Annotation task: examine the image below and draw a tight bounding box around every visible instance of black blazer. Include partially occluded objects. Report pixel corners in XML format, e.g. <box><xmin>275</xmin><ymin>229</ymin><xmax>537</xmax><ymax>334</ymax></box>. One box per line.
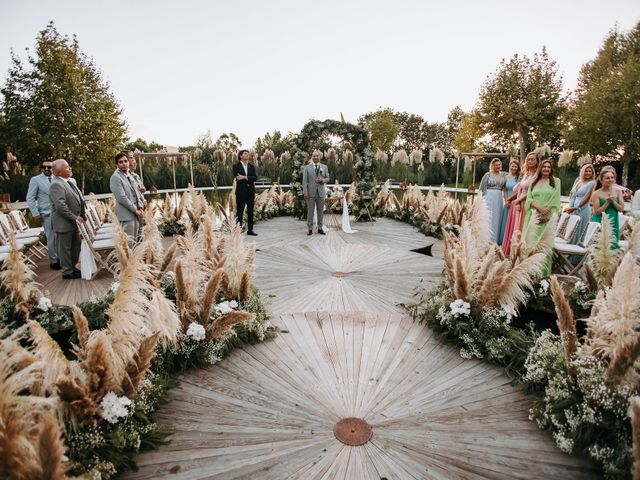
<box><xmin>233</xmin><ymin>162</ymin><xmax>257</xmax><ymax>195</ymax></box>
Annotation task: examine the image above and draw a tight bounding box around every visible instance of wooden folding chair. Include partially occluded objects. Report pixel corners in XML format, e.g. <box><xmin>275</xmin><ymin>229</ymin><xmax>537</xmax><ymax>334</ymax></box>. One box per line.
<box><xmin>77</xmin><ymin>220</ymin><xmax>117</xmax><ymax>279</ymax></box>
<box><xmin>554</xmin><ymin>221</ymin><xmax>601</xmax><ymax>276</ymax></box>
<box><xmin>554</xmin><ymin>214</ymin><xmax>581</xmax><ymax>245</ymax></box>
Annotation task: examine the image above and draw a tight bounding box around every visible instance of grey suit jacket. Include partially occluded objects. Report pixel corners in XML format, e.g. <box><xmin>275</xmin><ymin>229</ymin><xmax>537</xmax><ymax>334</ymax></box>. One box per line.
<box><xmin>49</xmin><ymin>176</ymin><xmax>85</xmax><ymax>233</ymax></box>
<box><xmin>110</xmin><ymin>169</ymin><xmax>140</xmax><ymax>222</ymax></box>
<box><xmin>302</xmin><ymin>163</ymin><xmax>330</xmax><ymax>198</ymax></box>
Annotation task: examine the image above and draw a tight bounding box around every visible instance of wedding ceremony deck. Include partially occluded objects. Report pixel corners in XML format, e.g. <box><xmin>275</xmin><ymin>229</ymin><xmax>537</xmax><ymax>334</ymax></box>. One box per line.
<box><xmin>35</xmin><ymin>217</ymin><xmax>597</xmax><ymax>479</ymax></box>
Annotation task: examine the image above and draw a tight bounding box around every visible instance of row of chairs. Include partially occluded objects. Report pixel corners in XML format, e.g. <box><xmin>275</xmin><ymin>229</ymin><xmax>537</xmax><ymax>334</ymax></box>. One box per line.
<box><xmin>76</xmin><ymin>204</ymin><xmax>118</xmax><ymax>279</ymax></box>
<box><xmin>0</xmin><ymin>211</ymin><xmax>47</xmax><ymax>266</ymax></box>
<box><xmin>554</xmin><ymin>211</ymin><xmax>630</xmax><ymax>275</ymax></box>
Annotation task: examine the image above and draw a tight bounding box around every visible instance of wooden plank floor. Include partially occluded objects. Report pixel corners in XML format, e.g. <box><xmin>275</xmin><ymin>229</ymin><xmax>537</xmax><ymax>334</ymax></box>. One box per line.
<box><xmin>124</xmin><ymin>217</ymin><xmax>597</xmax><ymax>479</ymax></box>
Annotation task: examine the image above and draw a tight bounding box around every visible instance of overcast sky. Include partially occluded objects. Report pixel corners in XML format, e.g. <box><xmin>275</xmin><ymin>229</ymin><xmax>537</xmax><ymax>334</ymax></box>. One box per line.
<box><xmin>1</xmin><ymin>0</ymin><xmax>638</xmax><ymax>148</ymax></box>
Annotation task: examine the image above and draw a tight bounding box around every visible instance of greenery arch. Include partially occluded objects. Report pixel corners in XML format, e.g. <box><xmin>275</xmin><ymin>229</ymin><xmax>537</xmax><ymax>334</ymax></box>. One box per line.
<box><xmin>291</xmin><ymin>119</ymin><xmax>376</xmax><ymax>221</ymax></box>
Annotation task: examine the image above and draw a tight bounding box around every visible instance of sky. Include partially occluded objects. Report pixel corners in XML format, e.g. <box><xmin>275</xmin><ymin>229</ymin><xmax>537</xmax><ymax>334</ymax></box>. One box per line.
<box><xmin>1</xmin><ymin>0</ymin><xmax>639</xmax><ymax>149</ymax></box>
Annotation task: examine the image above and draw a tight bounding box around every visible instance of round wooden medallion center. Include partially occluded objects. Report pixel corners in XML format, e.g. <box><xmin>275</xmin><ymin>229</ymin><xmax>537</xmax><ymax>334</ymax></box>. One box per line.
<box><xmin>333</xmin><ymin>417</ymin><xmax>372</xmax><ymax>446</ymax></box>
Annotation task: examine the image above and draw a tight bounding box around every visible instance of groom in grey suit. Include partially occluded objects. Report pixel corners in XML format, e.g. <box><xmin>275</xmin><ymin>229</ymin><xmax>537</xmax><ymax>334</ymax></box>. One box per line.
<box><xmin>49</xmin><ymin>159</ymin><xmax>86</xmax><ymax>279</ymax></box>
<box><xmin>302</xmin><ymin>150</ymin><xmax>330</xmax><ymax>235</ymax></box>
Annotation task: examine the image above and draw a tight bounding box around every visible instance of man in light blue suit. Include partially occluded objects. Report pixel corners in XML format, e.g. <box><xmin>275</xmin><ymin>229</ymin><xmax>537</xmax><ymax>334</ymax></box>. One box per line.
<box><xmin>110</xmin><ymin>151</ymin><xmax>143</xmax><ymax>245</ymax></box>
<box><xmin>26</xmin><ymin>160</ymin><xmax>59</xmax><ymax>269</ymax></box>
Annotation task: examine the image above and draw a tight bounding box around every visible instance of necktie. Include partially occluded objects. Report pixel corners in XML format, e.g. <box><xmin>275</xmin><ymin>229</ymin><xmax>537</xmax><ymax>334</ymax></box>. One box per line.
<box><xmin>68</xmin><ymin>180</ymin><xmax>85</xmax><ymax>215</ymax></box>
<box><xmin>127</xmin><ymin>175</ymin><xmax>140</xmax><ymax>209</ymax></box>
<box><xmin>315</xmin><ymin>164</ymin><xmax>319</xmax><ymax>176</ymax></box>
<box><xmin>48</xmin><ymin>177</ymin><xmax>51</xmax><ymax>183</ymax></box>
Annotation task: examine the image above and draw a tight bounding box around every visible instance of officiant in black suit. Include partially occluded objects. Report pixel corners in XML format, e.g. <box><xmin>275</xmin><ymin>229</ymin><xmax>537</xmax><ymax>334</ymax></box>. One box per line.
<box><xmin>232</xmin><ymin>149</ymin><xmax>258</xmax><ymax>236</ymax></box>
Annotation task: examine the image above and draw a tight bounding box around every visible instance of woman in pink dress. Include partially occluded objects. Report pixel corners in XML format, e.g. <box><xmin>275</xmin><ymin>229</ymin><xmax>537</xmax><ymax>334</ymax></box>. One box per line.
<box><xmin>501</xmin><ymin>152</ymin><xmax>540</xmax><ymax>255</ymax></box>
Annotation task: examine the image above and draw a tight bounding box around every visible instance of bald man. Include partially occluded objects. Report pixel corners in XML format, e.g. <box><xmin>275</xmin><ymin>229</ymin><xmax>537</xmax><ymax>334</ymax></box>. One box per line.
<box><xmin>48</xmin><ymin>159</ymin><xmax>86</xmax><ymax>279</ymax></box>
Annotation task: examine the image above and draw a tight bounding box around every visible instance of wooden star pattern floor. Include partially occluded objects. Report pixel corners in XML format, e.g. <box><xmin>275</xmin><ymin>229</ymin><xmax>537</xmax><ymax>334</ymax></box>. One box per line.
<box><xmin>125</xmin><ymin>217</ymin><xmax>597</xmax><ymax>479</ymax></box>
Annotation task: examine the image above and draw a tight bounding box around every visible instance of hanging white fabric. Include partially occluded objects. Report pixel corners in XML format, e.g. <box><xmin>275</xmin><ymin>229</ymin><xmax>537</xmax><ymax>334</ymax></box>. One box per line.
<box><xmin>80</xmin><ymin>239</ymin><xmax>97</xmax><ymax>280</ymax></box>
<box><xmin>342</xmin><ymin>197</ymin><xmax>357</xmax><ymax>234</ymax></box>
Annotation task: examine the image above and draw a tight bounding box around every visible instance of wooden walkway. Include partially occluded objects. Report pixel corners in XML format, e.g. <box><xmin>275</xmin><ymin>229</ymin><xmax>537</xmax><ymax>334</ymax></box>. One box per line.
<box><xmin>122</xmin><ymin>217</ymin><xmax>596</xmax><ymax>479</ymax></box>
<box><xmin>29</xmin><ymin>218</ymin><xmax>595</xmax><ymax>479</ymax></box>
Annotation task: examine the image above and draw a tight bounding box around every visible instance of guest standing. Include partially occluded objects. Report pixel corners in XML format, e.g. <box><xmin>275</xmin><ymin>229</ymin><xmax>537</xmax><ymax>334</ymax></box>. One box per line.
<box><xmin>591</xmin><ymin>169</ymin><xmax>624</xmax><ymax>249</ymax></box>
<box><xmin>48</xmin><ymin>159</ymin><xmax>85</xmax><ymax>279</ymax></box>
<box><xmin>499</xmin><ymin>159</ymin><xmax>520</xmax><ymax>247</ymax></box>
<box><xmin>110</xmin><ymin>152</ymin><xmax>143</xmax><ymax>245</ymax></box>
<box><xmin>502</xmin><ymin>152</ymin><xmax>540</xmax><ymax>255</ymax></box>
<box><xmin>303</xmin><ymin>150</ymin><xmax>330</xmax><ymax>235</ymax></box>
<box><xmin>26</xmin><ymin>161</ymin><xmax>59</xmax><ymax>269</ymax></box>
<box><xmin>479</xmin><ymin>158</ymin><xmax>506</xmax><ymax>244</ymax></box>
<box><xmin>127</xmin><ymin>151</ymin><xmax>146</xmax><ymax>241</ymax></box>
<box><xmin>566</xmin><ymin>164</ymin><xmax>596</xmax><ymax>244</ymax></box>
<box><xmin>233</xmin><ymin>149</ymin><xmax>258</xmax><ymax>236</ymax></box>
<box><xmin>524</xmin><ymin>159</ymin><xmax>561</xmax><ymax>276</ymax></box>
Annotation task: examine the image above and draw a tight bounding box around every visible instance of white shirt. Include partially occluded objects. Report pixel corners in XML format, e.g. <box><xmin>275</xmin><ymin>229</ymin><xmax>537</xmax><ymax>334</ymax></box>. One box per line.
<box><xmin>241</xmin><ymin>161</ymin><xmax>249</xmax><ymax>176</ymax></box>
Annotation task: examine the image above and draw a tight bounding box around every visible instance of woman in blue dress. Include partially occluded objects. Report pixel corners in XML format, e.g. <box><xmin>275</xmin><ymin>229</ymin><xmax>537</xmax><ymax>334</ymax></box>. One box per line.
<box><xmin>566</xmin><ymin>164</ymin><xmax>596</xmax><ymax>244</ymax></box>
<box><xmin>499</xmin><ymin>159</ymin><xmax>520</xmax><ymax>246</ymax></box>
<box><xmin>479</xmin><ymin>158</ymin><xmax>507</xmax><ymax>244</ymax></box>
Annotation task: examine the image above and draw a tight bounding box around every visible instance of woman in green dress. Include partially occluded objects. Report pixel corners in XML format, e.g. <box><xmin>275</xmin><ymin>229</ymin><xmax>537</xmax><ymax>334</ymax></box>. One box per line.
<box><xmin>590</xmin><ymin>168</ymin><xmax>624</xmax><ymax>249</ymax></box>
<box><xmin>523</xmin><ymin>159</ymin><xmax>561</xmax><ymax>276</ymax></box>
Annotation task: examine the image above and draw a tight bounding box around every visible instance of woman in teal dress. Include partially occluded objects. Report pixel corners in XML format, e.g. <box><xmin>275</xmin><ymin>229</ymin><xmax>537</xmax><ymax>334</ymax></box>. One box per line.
<box><xmin>590</xmin><ymin>168</ymin><xmax>624</xmax><ymax>249</ymax></box>
<box><xmin>566</xmin><ymin>164</ymin><xmax>596</xmax><ymax>244</ymax></box>
<box><xmin>524</xmin><ymin>159</ymin><xmax>561</xmax><ymax>276</ymax></box>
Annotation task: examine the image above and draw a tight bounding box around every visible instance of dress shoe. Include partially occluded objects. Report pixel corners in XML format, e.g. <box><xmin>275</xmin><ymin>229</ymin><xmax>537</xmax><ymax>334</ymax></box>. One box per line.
<box><xmin>50</xmin><ymin>262</ymin><xmax>61</xmax><ymax>270</ymax></box>
<box><xmin>307</xmin><ymin>230</ymin><xmax>312</xmax><ymax>236</ymax></box>
<box><xmin>318</xmin><ymin>229</ymin><xmax>326</xmax><ymax>235</ymax></box>
<box><xmin>73</xmin><ymin>267</ymin><xmax>81</xmax><ymax>274</ymax></box>
<box><xmin>62</xmin><ymin>272</ymin><xmax>81</xmax><ymax>280</ymax></box>
<box><xmin>247</xmin><ymin>231</ymin><xmax>258</xmax><ymax>236</ymax></box>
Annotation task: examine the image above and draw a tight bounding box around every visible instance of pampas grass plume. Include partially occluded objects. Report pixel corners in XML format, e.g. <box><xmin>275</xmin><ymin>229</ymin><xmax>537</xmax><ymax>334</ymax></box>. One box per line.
<box><xmin>550</xmin><ymin>276</ymin><xmax>578</xmax><ymax>370</ymax></box>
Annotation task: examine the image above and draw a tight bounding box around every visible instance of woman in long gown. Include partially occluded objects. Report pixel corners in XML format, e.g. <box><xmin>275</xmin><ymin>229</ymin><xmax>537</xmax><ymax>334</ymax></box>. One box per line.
<box><xmin>479</xmin><ymin>158</ymin><xmax>507</xmax><ymax>244</ymax></box>
<box><xmin>502</xmin><ymin>152</ymin><xmax>540</xmax><ymax>255</ymax></box>
<box><xmin>566</xmin><ymin>164</ymin><xmax>596</xmax><ymax>244</ymax></box>
<box><xmin>524</xmin><ymin>159</ymin><xmax>561</xmax><ymax>277</ymax></box>
<box><xmin>590</xmin><ymin>169</ymin><xmax>624</xmax><ymax>249</ymax></box>
<box><xmin>499</xmin><ymin>159</ymin><xmax>520</xmax><ymax>247</ymax></box>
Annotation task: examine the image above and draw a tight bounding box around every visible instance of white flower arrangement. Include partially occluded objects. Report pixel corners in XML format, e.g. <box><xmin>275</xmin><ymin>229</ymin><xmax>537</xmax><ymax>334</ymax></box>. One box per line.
<box><xmin>537</xmin><ymin>279</ymin><xmax>550</xmax><ymax>296</ymax></box>
<box><xmin>110</xmin><ymin>281</ymin><xmax>120</xmax><ymax>293</ymax></box>
<box><xmin>100</xmin><ymin>392</ymin><xmax>132</xmax><ymax>424</ymax></box>
<box><xmin>186</xmin><ymin>322</ymin><xmax>206</xmax><ymax>341</ymax></box>
<box><xmin>37</xmin><ymin>296</ymin><xmax>52</xmax><ymax>311</ymax></box>
<box><xmin>449</xmin><ymin>299</ymin><xmax>471</xmax><ymax>317</ymax></box>
<box><xmin>574</xmin><ymin>280</ymin><xmax>586</xmax><ymax>292</ymax></box>
<box><xmin>215</xmin><ymin>299</ymin><xmax>238</xmax><ymax>316</ymax></box>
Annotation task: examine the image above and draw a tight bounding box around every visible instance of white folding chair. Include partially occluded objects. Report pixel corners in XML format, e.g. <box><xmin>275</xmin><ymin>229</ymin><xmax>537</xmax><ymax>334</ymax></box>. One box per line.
<box><xmin>554</xmin><ymin>221</ymin><xmax>601</xmax><ymax>275</ymax></box>
<box><xmin>77</xmin><ymin>220</ymin><xmax>117</xmax><ymax>279</ymax></box>
<box><xmin>554</xmin><ymin>214</ymin><xmax>581</xmax><ymax>245</ymax></box>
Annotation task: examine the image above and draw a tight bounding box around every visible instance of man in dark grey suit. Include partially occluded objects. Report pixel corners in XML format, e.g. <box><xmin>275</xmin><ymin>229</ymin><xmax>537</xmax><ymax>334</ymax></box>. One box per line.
<box><xmin>49</xmin><ymin>159</ymin><xmax>86</xmax><ymax>279</ymax></box>
<box><xmin>110</xmin><ymin>152</ymin><xmax>143</xmax><ymax>245</ymax></box>
<box><xmin>302</xmin><ymin>150</ymin><xmax>330</xmax><ymax>235</ymax></box>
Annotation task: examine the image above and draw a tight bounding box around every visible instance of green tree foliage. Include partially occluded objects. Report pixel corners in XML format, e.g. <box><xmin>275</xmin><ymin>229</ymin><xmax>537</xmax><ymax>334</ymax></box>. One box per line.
<box><xmin>452</xmin><ymin>111</ymin><xmax>484</xmax><ymax>153</ymax></box>
<box><xmin>477</xmin><ymin>48</ymin><xmax>566</xmax><ymax>162</ymax></box>
<box><xmin>124</xmin><ymin>137</ymin><xmax>164</xmax><ymax>153</ymax></box>
<box><xmin>568</xmin><ymin>22</ymin><xmax>640</xmax><ymax>186</ymax></box>
<box><xmin>358</xmin><ymin>108</ymin><xmax>399</xmax><ymax>152</ymax></box>
<box><xmin>0</xmin><ymin>22</ymin><xmax>126</xmax><ymax>189</ymax></box>
<box><xmin>214</xmin><ymin>132</ymin><xmax>241</xmax><ymax>152</ymax></box>
<box><xmin>253</xmin><ymin>130</ymin><xmax>296</xmax><ymax>157</ymax></box>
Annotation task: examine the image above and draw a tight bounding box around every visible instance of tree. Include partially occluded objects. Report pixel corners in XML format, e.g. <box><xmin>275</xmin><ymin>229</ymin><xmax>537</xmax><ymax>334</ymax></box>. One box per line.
<box><xmin>358</xmin><ymin>108</ymin><xmax>399</xmax><ymax>153</ymax></box>
<box><xmin>0</xmin><ymin>22</ymin><xmax>126</xmax><ymax>190</ymax></box>
<box><xmin>452</xmin><ymin>111</ymin><xmax>484</xmax><ymax>153</ymax></box>
<box><xmin>253</xmin><ymin>130</ymin><xmax>295</xmax><ymax>157</ymax></box>
<box><xmin>568</xmin><ymin>22</ymin><xmax>640</xmax><ymax>186</ymax></box>
<box><xmin>214</xmin><ymin>132</ymin><xmax>242</xmax><ymax>152</ymax></box>
<box><xmin>477</xmin><ymin>48</ymin><xmax>566</xmax><ymax>162</ymax></box>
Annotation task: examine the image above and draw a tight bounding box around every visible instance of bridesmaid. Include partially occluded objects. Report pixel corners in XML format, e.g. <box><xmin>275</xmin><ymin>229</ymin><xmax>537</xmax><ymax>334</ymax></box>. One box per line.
<box><xmin>524</xmin><ymin>159</ymin><xmax>561</xmax><ymax>276</ymax></box>
<box><xmin>499</xmin><ymin>159</ymin><xmax>520</xmax><ymax>247</ymax></box>
<box><xmin>590</xmin><ymin>169</ymin><xmax>624</xmax><ymax>249</ymax></box>
<box><xmin>502</xmin><ymin>152</ymin><xmax>539</xmax><ymax>255</ymax></box>
<box><xmin>479</xmin><ymin>158</ymin><xmax>507</xmax><ymax>244</ymax></box>
<box><xmin>566</xmin><ymin>164</ymin><xmax>596</xmax><ymax>244</ymax></box>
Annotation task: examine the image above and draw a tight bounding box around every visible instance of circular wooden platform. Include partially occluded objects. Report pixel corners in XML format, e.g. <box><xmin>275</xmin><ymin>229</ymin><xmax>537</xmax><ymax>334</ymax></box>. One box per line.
<box><xmin>125</xmin><ymin>217</ymin><xmax>596</xmax><ymax>479</ymax></box>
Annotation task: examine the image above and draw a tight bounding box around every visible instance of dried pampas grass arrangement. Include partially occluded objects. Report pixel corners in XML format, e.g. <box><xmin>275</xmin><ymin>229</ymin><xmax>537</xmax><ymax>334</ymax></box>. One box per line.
<box><xmin>589</xmin><ymin>215</ymin><xmax>622</xmax><ymax>288</ymax></box>
<box><xmin>558</xmin><ymin>150</ymin><xmax>574</xmax><ymax>167</ymax></box>
<box><xmin>0</xmin><ymin>236</ymin><xmax>38</xmax><ymax>303</ymax></box>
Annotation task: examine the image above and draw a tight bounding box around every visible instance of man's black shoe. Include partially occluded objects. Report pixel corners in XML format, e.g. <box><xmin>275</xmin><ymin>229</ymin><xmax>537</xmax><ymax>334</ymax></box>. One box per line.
<box><xmin>247</xmin><ymin>231</ymin><xmax>258</xmax><ymax>236</ymax></box>
<box><xmin>73</xmin><ymin>267</ymin><xmax>81</xmax><ymax>274</ymax></box>
<box><xmin>307</xmin><ymin>230</ymin><xmax>312</xmax><ymax>236</ymax></box>
<box><xmin>62</xmin><ymin>272</ymin><xmax>81</xmax><ymax>280</ymax></box>
<box><xmin>318</xmin><ymin>229</ymin><xmax>326</xmax><ymax>235</ymax></box>
<box><xmin>50</xmin><ymin>262</ymin><xmax>61</xmax><ymax>270</ymax></box>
